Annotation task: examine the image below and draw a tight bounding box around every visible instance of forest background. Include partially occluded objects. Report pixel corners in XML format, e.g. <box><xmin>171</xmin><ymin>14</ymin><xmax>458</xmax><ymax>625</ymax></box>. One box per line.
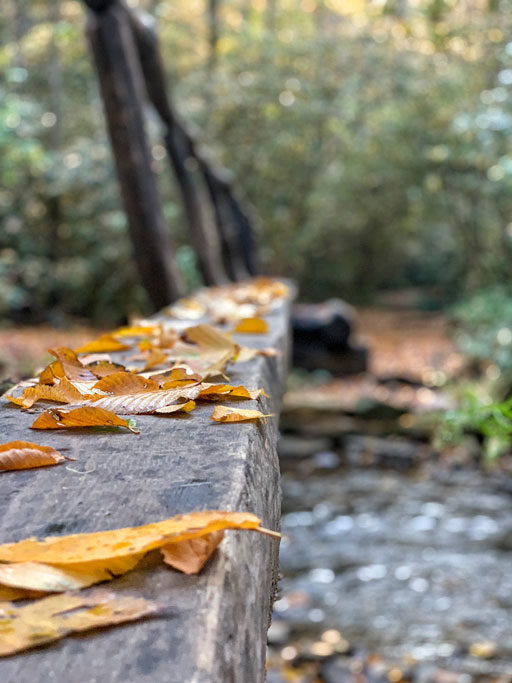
<box><xmin>1</xmin><ymin>0</ymin><xmax>512</xmax><ymax>327</ymax></box>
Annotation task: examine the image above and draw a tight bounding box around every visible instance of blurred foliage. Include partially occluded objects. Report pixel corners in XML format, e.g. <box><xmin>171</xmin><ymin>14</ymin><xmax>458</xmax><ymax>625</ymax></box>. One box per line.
<box><xmin>1</xmin><ymin>0</ymin><xmax>512</xmax><ymax>323</ymax></box>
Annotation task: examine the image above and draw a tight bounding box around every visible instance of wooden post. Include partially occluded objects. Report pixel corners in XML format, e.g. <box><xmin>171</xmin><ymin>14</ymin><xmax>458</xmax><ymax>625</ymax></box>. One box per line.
<box><xmin>84</xmin><ymin>0</ymin><xmax>184</xmax><ymax>308</ymax></box>
<box><xmin>124</xmin><ymin>8</ymin><xmax>228</xmax><ymax>286</ymax></box>
<box><xmin>125</xmin><ymin>7</ymin><xmax>261</xmax><ymax>280</ymax></box>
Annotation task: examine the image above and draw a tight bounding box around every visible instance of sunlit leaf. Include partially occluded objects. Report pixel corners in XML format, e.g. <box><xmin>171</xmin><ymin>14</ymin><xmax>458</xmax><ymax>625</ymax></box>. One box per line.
<box><xmin>198</xmin><ymin>384</ymin><xmax>267</xmax><ymax>400</ymax></box>
<box><xmin>233</xmin><ymin>317</ymin><xmax>269</xmax><ymax>334</ymax></box>
<box><xmin>75</xmin><ymin>335</ymin><xmax>131</xmax><ymax>354</ymax></box>
<box><xmin>0</xmin><ymin>591</ymin><xmax>161</xmax><ymax>657</ymax></box>
<box><xmin>48</xmin><ymin>348</ymin><xmax>97</xmax><ymax>382</ymax></box>
<box><xmin>30</xmin><ymin>407</ymin><xmax>139</xmax><ymax>433</ymax></box>
<box><xmin>154</xmin><ymin>400</ymin><xmax>196</xmax><ymax>414</ymax></box>
<box><xmin>93</xmin><ymin>372</ymin><xmax>159</xmax><ymax>395</ymax></box>
<box><xmin>210</xmin><ymin>405</ymin><xmax>273</xmax><ymax>423</ymax></box>
<box><xmin>112</xmin><ymin>325</ymin><xmax>157</xmax><ymax>338</ymax></box>
<box><xmin>84</xmin><ymin>360</ymin><xmax>127</xmax><ymax>378</ymax></box>
<box><xmin>0</xmin><ymin>441</ymin><xmax>71</xmax><ymax>471</ymax></box>
<box><xmin>0</xmin><ymin>561</ymin><xmax>107</xmax><ymax>593</ymax></box>
<box><xmin>6</xmin><ymin>377</ymin><xmax>84</xmax><ymax>409</ymax></box>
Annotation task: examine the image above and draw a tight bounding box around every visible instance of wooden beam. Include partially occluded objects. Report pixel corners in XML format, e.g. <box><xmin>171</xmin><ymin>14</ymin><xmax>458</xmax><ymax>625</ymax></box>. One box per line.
<box><xmin>85</xmin><ymin>2</ymin><xmax>184</xmax><ymax>308</ymax></box>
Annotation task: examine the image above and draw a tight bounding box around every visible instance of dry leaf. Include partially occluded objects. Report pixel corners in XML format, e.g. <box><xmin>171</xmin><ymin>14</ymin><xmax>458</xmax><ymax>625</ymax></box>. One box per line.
<box><xmin>235</xmin><ymin>346</ymin><xmax>278</xmax><ymax>363</ymax></box>
<box><xmin>210</xmin><ymin>405</ymin><xmax>273</xmax><ymax>423</ymax></box>
<box><xmin>93</xmin><ymin>372</ymin><xmax>159</xmax><ymax>395</ymax></box>
<box><xmin>0</xmin><ymin>591</ymin><xmax>160</xmax><ymax>657</ymax></box>
<box><xmin>38</xmin><ymin>360</ymin><xmax>65</xmax><ymax>385</ymax></box>
<box><xmin>0</xmin><ymin>561</ymin><xmax>106</xmax><ymax>593</ymax></box>
<box><xmin>185</xmin><ymin>324</ymin><xmax>237</xmax><ymax>354</ymax></box>
<box><xmin>85</xmin><ymin>360</ymin><xmax>126</xmax><ymax>378</ymax></box>
<box><xmin>161</xmin><ymin>366</ymin><xmax>203</xmax><ymax>389</ymax></box>
<box><xmin>161</xmin><ymin>530</ymin><xmax>224</xmax><ymax>574</ymax></box>
<box><xmin>167</xmin><ymin>298</ymin><xmax>206</xmax><ymax>320</ymax></box>
<box><xmin>30</xmin><ymin>407</ymin><xmax>139</xmax><ymax>433</ymax></box>
<box><xmin>74</xmin><ymin>335</ymin><xmax>130</xmax><ymax>354</ymax></box>
<box><xmin>0</xmin><ymin>441</ymin><xmax>71</xmax><ymax>472</ymax></box>
<box><xmin>0</xmin><ymin>586</ymin><xmax>44</xmax><ymax>602</ymax></box>
<box><xmin>143</xmin><ymin>349</ymin><xmax>168</xmax><ymax>370</ymax></box>
<box><xmin>82</xmin><ymin>386</ymin><xmax>201</xmax><ymax>415</ymax></box>
<box><xmin>198</xmin><ymin>384</ymin><xmax>267</xmax><ymax>401</ymax></box>
<box><xmin>233</xmin><ymin>317</ymin><xmax>269</xmax><ymax>334</ymax></box>
<box><xmin>0</xmin><ymin>511</ymin><xmax>277</xmax><ymax>575</ymax></box>
<box><xmin>112</xmin><ymin>325</ymin><xmax>157</xmax><ymax>338</ymax></box>
<box><xmin>154</xmin><ymin>400</ymin><xmax>196</xmax><ymax>415</ymax></box>
<box><xmin>6</xmin><ymin>377</ymin><xmax>84</xmax><ymax>409</ymax></box>
<box><xmin>48</xmin><ymin>348</ymin><xmax>97</xmax><ymax>382</ymax></box>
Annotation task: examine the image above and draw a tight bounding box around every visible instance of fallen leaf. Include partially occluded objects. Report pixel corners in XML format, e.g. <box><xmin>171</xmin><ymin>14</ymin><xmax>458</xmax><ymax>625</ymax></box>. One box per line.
<box><xmin>235</xmin><ymin>346</ymin><xmax>278</xmax><ymax>363</ymax></box>
<box><xmin>0</xmin><ymin>510</ymin><xmax>278</xmax><ymax>577</ymax></box>
<box><xmin>161</xmin><ymin>366</ymin><xmax>203</xmax><ymax>389</ymax></box>
<box><xmin>112</xmin><ymin>325</ymin><xmax>157</xmax><ymax>338</ymax></box>
<box><xmin>82</xmin><ymin>386</ymin><xmax>201</xmax><ymax>414</ymax></box>
<box><xmin>30</xmin><ymin>407</ymin><xmax>139</xmax><ymax>433</ymax></box>
<box><xmin>48</xmin><ymin>348</ymin><xmax>97</xmax><ymax>382</ymax></box>
<box><xmin>74</xmin><ymin>335</ymin><xmax>131</xmax><ymax>354</ymax></box>
<box><xmin>0</xmin><ymin>591</ymin><xmax>161</xmax><ymax>657</ymax></box>
<box><xmin>161</xmin><ymin>530</ymin><xmax>224</xmax><ymax>574</ymax></box>
<box><xmin>167</xmin><ymin>298</ymin><xmax>207</xmax><ymax>320</ymax></box>
<box><xmin>155</xmin><ymin>400</ymin><xmax>196</xmax><ymax>414</ymax></box>
<box><xmin>6</xmin><ymin>377</ymin><xmax>84</xmax><ymax>409</ymax></box>
<box><xmin>84</xmin><ymin>360</ymin><xmax>126</xmax><ymax>378</ymax></box>
<box><xmin>38</xmin><ymin>360</ymin><xmax>65</xmax><ymax>385</ymax></box>
<box><xmin>93</xmin><ymin>372</ymin><xmax>159</xmax><ymax>395</ymax></box>
<box><xmin>0</xmin><ymin>586</ymin><xmax>44</xmax><ymax>602</ymax></box>
<box><xmin>233</xmin><ymin>317</ymin><xmax>269</xmax><ymax>334</ymax></box>
<box><xmin>185</xmin><ymin>324</ymin><xmax>237</xmax><ymax>354</ymax></box>
<box><xmin>143</xmin><ymin>349</ymin><xmax>168</xmax><ymax>370</ymax></box>
<box><xmin>0</xmin><ymin>441</ymin><xmax>71</xmax><ymax>472</ymax></box>
<box><xmin>210</xmin><ymin>406</ymin><xmax>273</xmax><ymax>423</ymax></box>
<box><xmin>0</xmin><ymin>562</ymin><xmax>105</xmax><ymax>593</ymax></box>
<box><xmin>198</xmin><ymin>384</ymin><xmax>267</xmax><ymax>400</ymax></box>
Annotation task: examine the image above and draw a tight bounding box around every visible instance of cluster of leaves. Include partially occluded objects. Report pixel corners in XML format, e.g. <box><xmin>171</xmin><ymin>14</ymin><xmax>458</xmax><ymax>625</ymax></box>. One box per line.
<box><xmin>0</xmin><ymin>278</ymin><xmax>285</xmax><ymax>655</ymax></box>
<box><xmin>2</xmin><ymin>1</ymin><xmax>512</xmax><ymax>322</ymax></box>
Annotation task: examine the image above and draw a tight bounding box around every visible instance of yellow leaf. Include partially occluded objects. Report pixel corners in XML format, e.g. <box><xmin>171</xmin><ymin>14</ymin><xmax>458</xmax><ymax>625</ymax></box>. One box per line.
<box><xmin>93</xmin><ymin>372</ymin><xmax>159</xmax><ymax>395</ymax></box>
<box><xmin>0</xmin><ymin>586</ymin><xmax>44</xmax><ymax>602</ymax></box>
<box><xmin>30</xmin><ymin>407</ymin><xmax>139</xmax><ymax>433</ymax></box>
<box><xmin>233</xmin><ymin>317</ymin><xmax>269</xmax><ymax>334</ymax></box>
<box><xmin>0</xmin><ymin>591</ymin><xmax>161</xmax><ymax>657</ymax></box>
<box><xmin>112</xmin><ymin>325</ymin><xmax>157</xmax><ymax>338</ymax></box>
<box><xmin>84</xmin><ymin>360</ymin><xmax>126</xmax><ymax>378</ymax></box>
<box><xmin>154</xmin><ymin>400</ymin><xmax>196</xmax><ymax>414</ymax></box>
<box><xmin>198</xmin><ymin>384</ymin><xmax>267</xmax><ymax>400</ymax></box>
<box><xmin>161</xmin><ymin>530</ymin><xmax>224</xmax><ymax>575</ymax></box>
<box><xmin>160</xmin><ymin>366</ymin><xmax>203</xmax><ymax>389</ymax></box>
<box><xmin>75</xmin><ymin>335</ymin><xmax>131</xmax><ymax>354</ymax></box>
<box><xmin>0</xmin><ymin>441</ymin><xmax>71</xmax><ymax>472</ymax></box>
<box><xmin>38</xmin><ymin>360</ymin><xmax>65</xmax><ymax>385</ymax></box>
<box><xmin>185</xmin><ymin>324</ymin><xmax>237</xmax><ymax>352</ymax></box>
<box><xmin>84</xmin><ymin>386</ymin><xmax>201</xmax><ymax>414</ymax></box>
<box><xmin>143</xmin><ymin>349</ymin><xmax>168</xmax><ymax>370</ymax></box>
<box><xmin>210</xmin><ymin>405</ymin><xmax>273</xmax><ymax>423</ymax></box>
<box><xmin>0</xmin><ymin>511</ymin><xmax>277</xmax><ymax>573</ymax></box>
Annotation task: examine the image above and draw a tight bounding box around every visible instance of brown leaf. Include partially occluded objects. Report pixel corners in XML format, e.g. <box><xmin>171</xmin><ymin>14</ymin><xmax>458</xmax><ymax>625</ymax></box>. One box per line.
<box><xmin>0</xmin><ymin>591</ymin><xmax>161</xmax><ymax>657</ymax></box>
<box><xmin>161</xmin><ymin>530</ymin><xmax>224</xmax><ymax>574</ymax></box>
<box><xmin>185</xmin><ymin>324</ymin><xmax>238</xmax><ymax>354</ymax></box>
<box><xmin>48</xmin><ymin>348</ymin><xmax>97</xmax><ymax>382</ymax></box>
<box><xmin>0</xmin><ymin>441</ymin><xmax>71</xmax><ymax>472</ymax></box>
<box><xmin>198</xmin><ymin>384</ymin><xmax>267</xmax><ymax>400</ymax></box>
<box><xmin>93</xmin><ymin>372</ymin><xmax>159</xmax><ymax>395</ymax></box>
<box><xmin>160</xmin><ymin>366</ymin><xmax>203</xmax><ymax>389</ymax></box>
<box><xmin>233</xmin><ymin>317</ymin><xmax>269</xmax><ymax>334</ymax></box>
<box><xmin>84</xmin><ymin>360</ymin><xmax>126</xmax><ymax>378</ymax></box>
<box><xmin>83</xmin><ymin>386</ymin><xmax>201</xmax><ymax>414</ymax></box>
<box><xmin>74</xmin><ymin>335</ymin><xmax>131</xmax><ymax>354</ymax></box>
<box><xmin>30</xmin><ymin>407</ymin><xmax>139</xmax><ymax>433</ymax></box>
<box><xmin>143</xmin><ymin>349</ymin><xmax>168</xmax><ymax>370</ymax></box>
<box><xmin>210</xmin><ymin>405</ymin><xmax>273</xmax><ymax>423</ymax></box>
<box><xmin>38</xmin><ymin>360</ymin><xmax>65</xmax><ymax>385</ymax></box>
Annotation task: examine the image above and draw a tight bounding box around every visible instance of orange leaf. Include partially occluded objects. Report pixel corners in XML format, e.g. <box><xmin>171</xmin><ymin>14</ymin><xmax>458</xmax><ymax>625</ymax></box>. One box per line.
<box><xmin>0</xmin><ymin>591</ymin><xmax>161</xmax><ymax>657</ymax></box>
<box><xmin>38</xmin><ymin>360</ymin><xmax>65</xmax><ymax>385</ymax></box>
<box><xmin>30</xmin><ymin>407</ymin><xmax>139</xmax><ymax>433</ymax></box>
<box><xmin>48</xmin><ymin>348</ymin><xmax>97</xmax><ymax>382</ymax></box>
<box><xmin>233</xmin><ymin>317</ymin><xmax>269</xmax><ymax>334</ymax></box>
<box><xmin>210</xmin><ymin>405</ymin><xmax>273</xmax><ymax>423</ymax></box>
<box><xmin>185</xmin><ymin>324</ymin><xmax>237</xmax><ymax>353</ymax></box>
<box><xmin>0</xmin><ymin>441</ymin><xmax>71</xmax><ymax>471</ymax></box>
<box><xmin>161</xmin><ymin>366</ymin><xmax>203</xmax><ymax>389</ymax></box>
<box><xmin>93</xmin><ymin>372</ymin><xmax>159</xmax><ymax>395</ymax></box>
<box><xmin>198</xmin><ymin>383</ymin><xmax>267</xmax><ymax>400</ymax></box>
<box><xmin>161</xmin><ymin>530</ymin><xmax>224</xmax><ymax>574</ymax></box>
<box><xmin>112</xmin><ymin>325</ymin><xmax>157</xmax><ymax>338</ymax></box>
<box><xmin>74</xmin><ymin>335</ymin><xmax>130</xmax><ymax>354</ymax></box>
